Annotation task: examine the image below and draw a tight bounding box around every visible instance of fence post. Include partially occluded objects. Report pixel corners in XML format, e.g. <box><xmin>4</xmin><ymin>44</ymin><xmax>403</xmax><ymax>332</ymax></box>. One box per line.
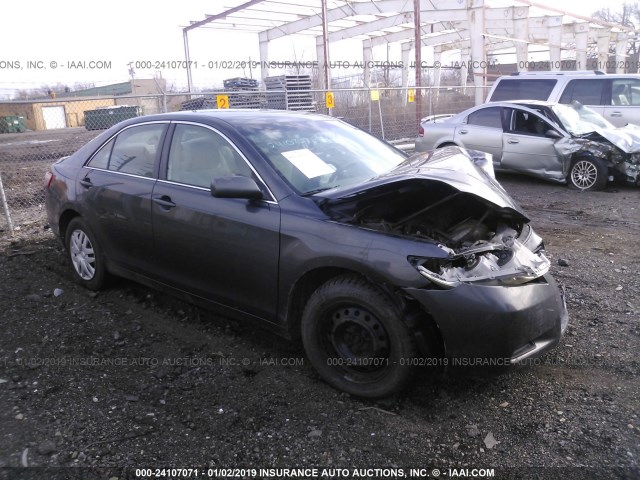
<box><xmin>0</xmin><ymin>172</ymin><xmax>14</xmax><ymax>235</ymax></box>
<box><xmin>368</xmin><ymin>87</ymin><xmax>372</xmax><ymax>133</ymax></box>
<box><xmin>377</xmin><ymin>94</ymin><xmax>385</xmax><ymax>140</ymax></box>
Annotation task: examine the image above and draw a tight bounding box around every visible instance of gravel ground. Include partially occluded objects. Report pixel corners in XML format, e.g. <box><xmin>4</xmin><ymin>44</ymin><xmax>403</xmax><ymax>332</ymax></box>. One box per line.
<box><xmin>0</xmin><ymin>173</ymin><xmax>638</xmax><ymax>480</ymax></box>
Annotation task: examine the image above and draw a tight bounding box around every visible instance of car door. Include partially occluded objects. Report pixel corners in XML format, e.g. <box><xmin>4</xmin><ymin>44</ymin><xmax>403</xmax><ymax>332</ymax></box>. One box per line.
<box><xmin>151</xmin><ymin>122</ymin><xmax>281</xmax><ymax>321</ymax></box>
<box><xmin>602</xmin><ymin>78</ymin><xmax>640</xmax><ymax>127</ymax></box>
<box><xmin>501</xmin><ymin>108</ymin><xmax>563</xmax><ymax>179</ymax></box>
<box><xmin>454</xmin><ymin>106</ymin><xmax>504</xmax><ymax>164</ymax></box>
<box><xmin>78</xmin><ymin>122</ymin><xmax>167</xmax><ymax>272</ymax></box>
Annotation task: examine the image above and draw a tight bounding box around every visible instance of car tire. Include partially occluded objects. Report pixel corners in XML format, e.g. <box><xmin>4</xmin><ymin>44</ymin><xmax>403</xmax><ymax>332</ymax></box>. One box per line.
<box><xmin>301</xmin><ymin>275</ymin><xmax>417</xmax><ymax>398</ymax></box>
<box><xmin>437</xmin><ymin>142</ymin><xmax>457</xmax><ymax>148</ymax></box>
<box><xmin>65</xmin><ymin>217</ymin><xmax>106</xmax><ymax>291</ymax></box>
<box><xmin>568</xmin><ymin>156</ymin><xmax>608</xmax><ymax>191</ymax></box>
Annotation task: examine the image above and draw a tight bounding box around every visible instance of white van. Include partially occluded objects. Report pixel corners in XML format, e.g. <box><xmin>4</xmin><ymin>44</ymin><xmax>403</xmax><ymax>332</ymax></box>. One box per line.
<box><xmin>486</xmin><ymin>71</ymin><xmax>640</xmax><ymax>127</ymax></box>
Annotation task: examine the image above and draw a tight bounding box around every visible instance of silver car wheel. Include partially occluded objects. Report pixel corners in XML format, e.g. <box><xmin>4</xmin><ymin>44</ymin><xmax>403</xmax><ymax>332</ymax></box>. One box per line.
<box><xmin>69</xmin><ymin>229</ymin><xmax>96</xmax><ymax>280</ymax></box>
<box><xmin>571</xmin><ymin>160</ymin><xmax>598</xmax><ymax>189</ymax></box>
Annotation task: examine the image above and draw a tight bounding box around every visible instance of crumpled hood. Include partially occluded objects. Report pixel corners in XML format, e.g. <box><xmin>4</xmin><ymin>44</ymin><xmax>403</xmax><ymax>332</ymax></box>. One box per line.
<box><xmin>587</xmin><ymin>124</ymin><xmax>640</xmax><ymax>154</ymax></box>
<box><xmin>315</xmin><ymin>148</ymin><xmax>550</xmax><ymax>290</ymax></box>
<box><xmin>317</xmin><ymin>147</ymin><xmax>528</xmax><ymax>221</ymax></box>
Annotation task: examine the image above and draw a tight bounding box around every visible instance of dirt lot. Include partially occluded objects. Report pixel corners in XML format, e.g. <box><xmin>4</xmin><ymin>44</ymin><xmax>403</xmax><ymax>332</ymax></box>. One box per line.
<box><xmin>0</xmin><ymin>173</ymin><xmax>639</xmax><ymax>480</ymax></box>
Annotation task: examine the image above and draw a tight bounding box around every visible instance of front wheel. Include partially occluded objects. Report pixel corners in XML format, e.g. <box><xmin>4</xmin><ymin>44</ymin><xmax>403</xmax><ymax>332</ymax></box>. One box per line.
<box><xmin>64</xmin><ymin>217</ymin><xmax>106</xmax><ymax>290</ymax></box>
<box><xmin>301</xmin><ymin>275</ymin><xmax>417</xmax><ymax>398</ymax></box>
<box><xmin>569</xmin><ymin>156</ymin><xmax>608</xmax><ymax>191</ymax></box>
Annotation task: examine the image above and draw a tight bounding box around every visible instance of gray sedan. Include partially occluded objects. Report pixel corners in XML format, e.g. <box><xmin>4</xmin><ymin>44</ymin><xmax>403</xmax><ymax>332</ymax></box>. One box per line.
<box><xmin>45</xmin><ymin>110</ymin><xmax>568</xmax><ymax>398</ymax></box>
<box><xmin>415</xmin><ymin>100</ymin><xmax>640</xmax><ymax>190</ymax></box>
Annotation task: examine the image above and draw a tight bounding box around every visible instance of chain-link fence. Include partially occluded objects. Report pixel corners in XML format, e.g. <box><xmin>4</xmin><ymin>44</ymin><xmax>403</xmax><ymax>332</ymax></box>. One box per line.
<box><xmin>0</xmin><ymin>85</ymin><xmax>489</xmax><ymax>237</ymax></box>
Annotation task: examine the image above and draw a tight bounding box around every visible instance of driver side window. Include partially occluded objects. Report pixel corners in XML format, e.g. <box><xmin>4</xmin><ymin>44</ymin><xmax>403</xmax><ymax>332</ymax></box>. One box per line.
<box><xmin>167</xmin><ymin>124</ymin><xmax>253</xmax><ymax>188</ymax></box>
<box><xmin>511</xmin><ymin>110</ymin><xmax>548</xmax><ymax>136</ymax></box>
<box><xmin>611</xmin><ymin>79</ymin><xmax>640</xmax><ymax>106</ymax></box>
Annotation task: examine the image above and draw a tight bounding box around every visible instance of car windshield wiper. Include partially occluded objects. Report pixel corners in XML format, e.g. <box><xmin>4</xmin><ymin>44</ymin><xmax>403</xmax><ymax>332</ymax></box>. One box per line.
<box><xmin>301</xmin><ymin>187</ymin><xmax>335</xmax><ymax>196</ymax></box>
<box><xmin>575</xmin><ymin>131</ymin><xmax>598</xmax><ymax>138</ymax></box>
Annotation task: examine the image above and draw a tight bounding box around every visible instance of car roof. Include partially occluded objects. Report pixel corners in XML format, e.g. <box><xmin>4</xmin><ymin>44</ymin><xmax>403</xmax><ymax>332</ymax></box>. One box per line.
<box><xmin>137</xmin><ymin>109</ymin><xmax>336</xmax><ymax>126</ymax></box>
<box><xmin>497</xmin><ymin>72</ymin><xmax>639</xmax><ymax>79</ymax></box>
<box><xmin>477</xmin><ymin>100</ymin><xmax>557</xmax><ymax>108</ymax></box>
<box><xmin>511</xmin><ymin>100</ymin><xmax>558</xmax><ymax>108</ymax></box>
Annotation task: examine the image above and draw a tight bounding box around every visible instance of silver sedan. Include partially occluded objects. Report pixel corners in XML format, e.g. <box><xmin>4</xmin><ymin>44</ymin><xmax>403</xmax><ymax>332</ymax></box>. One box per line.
<box><xmin>415</xmin><ymin>100</ymin><xmax>640</xmax><ymax>190</ymax></box>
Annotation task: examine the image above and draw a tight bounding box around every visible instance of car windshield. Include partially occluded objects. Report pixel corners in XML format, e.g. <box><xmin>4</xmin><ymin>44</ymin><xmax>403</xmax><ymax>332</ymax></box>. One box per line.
<box><xmin>236</xmin><ymin>116</ymin><xmax>407</xmax><ymax>195</ymax></box>
<box><xmin>551</xmin><ymin>103</ymin><xmax>615</xmax><ymax>135</ymax></box>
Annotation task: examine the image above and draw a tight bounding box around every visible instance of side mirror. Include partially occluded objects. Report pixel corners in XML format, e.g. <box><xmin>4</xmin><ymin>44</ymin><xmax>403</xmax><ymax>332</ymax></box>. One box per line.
<box><xmin>210</xmin><ymin>176</ymin><xmax>264</xmax><ymax>200</ymax></box>
<box><xmin>545</xmin><ymin>130</ymin><xmax>562</xmax><ymax>139</ymax></box>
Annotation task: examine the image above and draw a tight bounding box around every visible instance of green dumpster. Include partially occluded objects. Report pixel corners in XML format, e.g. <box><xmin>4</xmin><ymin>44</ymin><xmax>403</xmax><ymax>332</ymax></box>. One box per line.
<box><xmin>84</xmin><ymin>105</ymin><xmax>140</xmax><ymax>131</ymax></box>
<box><xmin>0</xmin><ymin>115</ymin><xmax>26</xmax><ymax>133</ymax></box>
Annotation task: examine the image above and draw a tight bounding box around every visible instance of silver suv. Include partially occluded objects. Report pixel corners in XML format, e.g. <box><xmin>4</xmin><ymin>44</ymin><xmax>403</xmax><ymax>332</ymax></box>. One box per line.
<box><xmin>486</xmin><ymin>71</ymin><xmax>640</xmax><ymax>127</ymax></box>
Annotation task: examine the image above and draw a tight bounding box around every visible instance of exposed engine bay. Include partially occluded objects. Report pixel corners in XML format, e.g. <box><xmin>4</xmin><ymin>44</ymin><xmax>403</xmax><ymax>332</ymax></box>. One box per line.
<box><xmin>323</xmin><ymin>178</ymin><xmax>550</xmax><ymax>288</ymax></box>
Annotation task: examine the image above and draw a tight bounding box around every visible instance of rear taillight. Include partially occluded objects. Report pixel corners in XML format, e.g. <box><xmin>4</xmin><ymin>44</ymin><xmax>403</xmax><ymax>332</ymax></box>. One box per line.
<box><xmin>418</xmin><ymin>126</ymin><xmax>424</xmax><ymax>137</ymax></box>
<box><xmin>44</xmin><ymin>171</ymin><xmax>55</xmax><ymax>189</ymax></box>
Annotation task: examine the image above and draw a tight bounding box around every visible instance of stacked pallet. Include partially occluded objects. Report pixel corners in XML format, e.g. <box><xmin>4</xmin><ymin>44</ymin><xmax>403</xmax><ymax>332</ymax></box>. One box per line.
<box><xmin>264</xmin><ymin>75</ymin><xmax>314</xmax><ymax>111</ymax></box>
<box><xmin>179</xmin><ymin>97</ymin><xmax>218</xmax><ymax>111</ymax></box>
<box><xmin>223</xmin><ymin>77</ymin><xmax>258</xmax><ymax>90</ymax></box>
<box><xmin>223</xmin><ymin>77</ymin><xmax>262</xmax><ymax>109</ymax></box>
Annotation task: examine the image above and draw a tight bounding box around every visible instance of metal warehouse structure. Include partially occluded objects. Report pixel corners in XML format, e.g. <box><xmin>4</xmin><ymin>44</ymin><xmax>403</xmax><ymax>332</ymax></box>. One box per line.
<box><xmin>182</xmin><ymin>0</ymin><xmax>637</xmax><ymax>104</ymax></box>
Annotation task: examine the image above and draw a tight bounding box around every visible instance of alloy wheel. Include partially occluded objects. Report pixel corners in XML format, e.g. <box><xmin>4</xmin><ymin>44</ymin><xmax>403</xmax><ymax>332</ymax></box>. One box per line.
<box><xmin>69</xmin><ymin>229</ymin><xmax>96</xmax><ymax>280</ymax></box>
<box><xmin>571</xmin><ymin>160</ymin><xmax>598</xmax><ymax>189</ymax></box>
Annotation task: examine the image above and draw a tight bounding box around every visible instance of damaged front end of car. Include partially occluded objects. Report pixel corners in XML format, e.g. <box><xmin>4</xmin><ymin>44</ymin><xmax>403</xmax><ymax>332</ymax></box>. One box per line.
<box><xmin>319</xmin><ymin>148</ymin><xmax>551</xmax><ymax>290</ymax></box>
<box><xmin>582</xmin><ymin>127</ymin><xmax>640</xmax><ymax>184</ymax></box>
<box><xmin>315</xmin><ymin>148</ymin><xmax>567</xmax><ymax>362</ymax></box>
<box><xmin>562</xmin><ymin>128</ymin><xmax>640</xmax><ymax>185</ymax></box>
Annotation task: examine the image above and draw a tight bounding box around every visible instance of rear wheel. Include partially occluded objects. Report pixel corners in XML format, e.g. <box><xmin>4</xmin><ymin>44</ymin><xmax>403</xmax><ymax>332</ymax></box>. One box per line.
<box><xmin>65</xmin><ymin>217</ymin><xmax>106</xmax><ymax>290</ymax></box>
<box><xmin>437</xmin><ymin>142</ymin><xmax>457</xmax><ymax>148</ymax></box>
<box><xmin>568</xmin><ymin>156</ymin><xmax>608</xmax><ymax>191</ymax></box>
<box><xmin>301</xmin><ymin>275</ymin><xmax>417</xmax><ymax>398</ymax></box>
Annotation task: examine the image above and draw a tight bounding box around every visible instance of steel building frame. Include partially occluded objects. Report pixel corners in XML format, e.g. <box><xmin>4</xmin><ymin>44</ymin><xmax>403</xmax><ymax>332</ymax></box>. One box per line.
<box><xmin>182</xmin><ymin>0</ymin><xmax>637</xmax><ymax>104</ymax></box>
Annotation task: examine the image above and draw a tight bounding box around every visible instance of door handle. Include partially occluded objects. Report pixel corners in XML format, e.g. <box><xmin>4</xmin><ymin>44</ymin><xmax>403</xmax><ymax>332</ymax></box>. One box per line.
<box><xmin>507</xmin><ymin>139</ymin><xmax>519</xmax><ymax>144</ymax></box>
<box><xmin>79</xmin><ymin>178</ymin><xmax>92</xmax><ymax>188</ymax></box>
<box><xmin>610</xmin><ymin>112</ymin><xmax>623</xmax><ymax>117</ymax></box>
<box><xmin>459</xmin><ymin>129</ymin><xmax>468</xmax><ymax>134</ymax></box>
<box><xmin>153</xmin><ymin>195</ymin><xmax>176</xmax><ymax>209</ymax></box>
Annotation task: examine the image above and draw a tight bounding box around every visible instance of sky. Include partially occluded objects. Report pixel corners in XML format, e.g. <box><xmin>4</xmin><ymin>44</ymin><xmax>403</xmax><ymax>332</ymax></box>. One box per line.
<box><xmin>0</xmin><ymin>0</ymin><xmax>632</xmax><ymax>99</ymax></box>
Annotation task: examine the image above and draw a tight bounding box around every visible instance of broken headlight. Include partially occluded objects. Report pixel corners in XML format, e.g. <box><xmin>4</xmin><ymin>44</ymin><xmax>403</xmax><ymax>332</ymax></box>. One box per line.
<box><xmin>408</xmin><ymin>226</ymin><xmax>550</xmax><ymax>289</ymax></box>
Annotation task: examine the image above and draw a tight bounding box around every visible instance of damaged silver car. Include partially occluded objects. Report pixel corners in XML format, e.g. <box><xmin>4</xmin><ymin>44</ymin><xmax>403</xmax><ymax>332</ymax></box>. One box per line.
<box><xmin>415</xmin><ymin>100</ymin><xmax>640</xmax><ymax>190</ymax></box>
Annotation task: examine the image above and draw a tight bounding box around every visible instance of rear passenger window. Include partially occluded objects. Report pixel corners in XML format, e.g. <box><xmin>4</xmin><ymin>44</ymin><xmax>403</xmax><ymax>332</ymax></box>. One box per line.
<box><xmin>87</xmin><ymin>124</ymin><xmax>165</xmax><ymax>178</ymax></box>
<box><xmin>489</xmin><ymin>79</ymin><xmax>557</xmax><ymax>101</ymax></box>
<box><xmin>87</xmin><ymin>138</ymin><xmax>114</xmax><ymax>170</ymax></box>
<box><xmin>467</xmin><ymin>107</ymin><xmax>503</xmax><ymax>129</ymax></box>
<box><xmin>559</xmin><ymin>79</ymin><xmax>606</xmax><ymax>105</ymax></box>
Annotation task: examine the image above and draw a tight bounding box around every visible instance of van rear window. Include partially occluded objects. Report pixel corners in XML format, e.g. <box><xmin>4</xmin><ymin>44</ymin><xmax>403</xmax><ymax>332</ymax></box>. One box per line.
<box><xmin>489</xmin><ymin>79</ymin><xmax>557</xmax><ymax>101</ymax></box>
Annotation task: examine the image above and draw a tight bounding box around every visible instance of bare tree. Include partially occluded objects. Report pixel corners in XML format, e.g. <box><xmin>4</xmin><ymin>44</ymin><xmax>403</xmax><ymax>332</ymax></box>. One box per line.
<box><xmin>73</xmin><ymin>82</ymin><xmax>96</xmax><ymax>91</ymax></box>
<box><xmin>11</xmin><ymin>82</ymin><xmax>90</xmax><ymax>100</ymax></box>
<box><xmin>593</xmin><ymin>2</ymin><xmax>639</xmax><ymax>26</ymax></box>
<box><xmin>593</xmin><ymin>2</ymin><xmax>640</xmax><ymax>71</ymax></box>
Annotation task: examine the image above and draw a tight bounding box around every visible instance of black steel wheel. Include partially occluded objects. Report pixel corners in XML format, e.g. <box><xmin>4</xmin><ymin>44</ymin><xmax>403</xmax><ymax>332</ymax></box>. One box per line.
<box><xmin>301</xmin><ymin>275</ymin><xmax>417</xmax><ymax>398</ymax></box>
<box><xmin>64</xmin><ymin>217</ymin><xmax>106</xmax><ymax>291</ymax></box>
